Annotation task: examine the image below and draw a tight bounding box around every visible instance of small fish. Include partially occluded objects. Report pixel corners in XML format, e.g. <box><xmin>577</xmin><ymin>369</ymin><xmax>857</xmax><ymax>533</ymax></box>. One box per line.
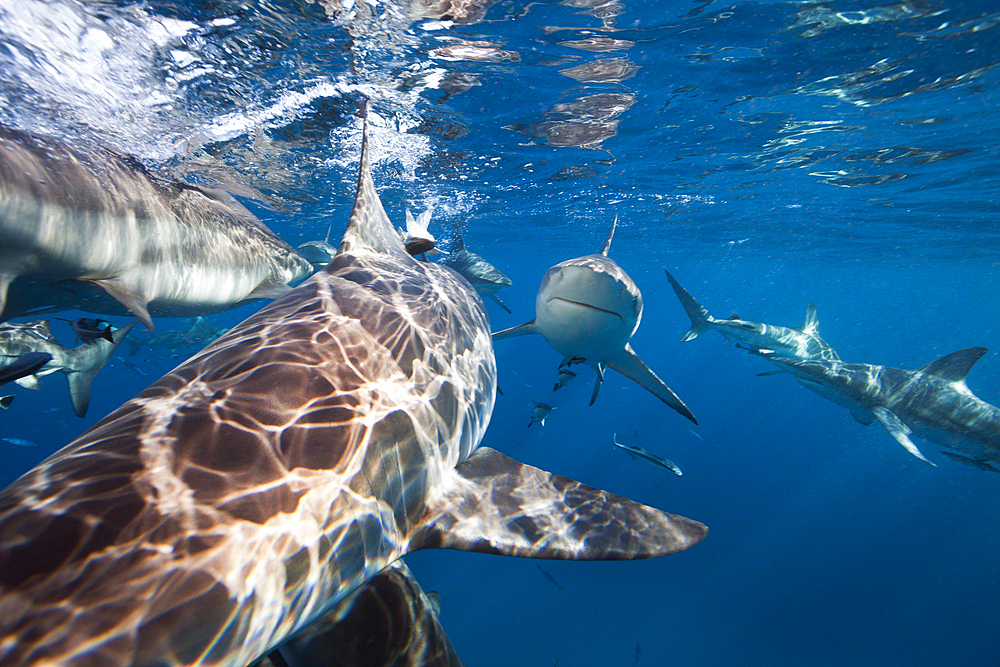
<box><xmin>119</xmin><ymin>358</ymin><xmax>148</xmax><ymax>377</ymax></box>
<box><xmin>939</xmin><ymin>450</ymin><xmax>1000</xmax><ymax>473</ymax></box>
<box><xmin>687</xmin><ymin>429</ymin><xmax>704</xmax><ymax>442</ymax></box>
<box><xmin>0</xmin><ymin>352</ymin><xmax>52</xmax><ymax>386</ymax></box>
<box><xmin>2</xmin><ymin>437</ymin><xmax>39</xmax><ymax>447</ymax></box>
<box><xmin>536</xmin><ymin>564</ymin><xmax>565</xmax><ymax>593</ymax></box>
<box><xmin>528</xmin><ymin>401</ymin><xmax>556</xmax><ymax>427</ymax></box>
<box><xmin>553</xmin><ymin>367</ymin><xmax>577</xmax><ymax>392</ymax></box>
<box><xmin>613</xmin><ymin>433</ymin><xmax>683</xmax><ymax>476</ymax></box>
<box><xmin>56</xmin><ymin>318</ymin><xmax>115</xmax><ymax>344</ymax></box>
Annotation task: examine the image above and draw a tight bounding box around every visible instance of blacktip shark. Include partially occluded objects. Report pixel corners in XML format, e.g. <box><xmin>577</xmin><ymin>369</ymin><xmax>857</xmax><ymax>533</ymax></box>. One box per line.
<box><xmin>664</xmin><ymin>269</ymin><xmax>840</xmax><ymax>362</ymax></box>
<box><xmin>613</xmin><ymin>434</ymin><xmax>683</xmax><ymax>476</ymax></box>
<box><xmin>762</xmin><ymin>347</ymin><xmax>1000</xmax><ymax>466</ymax></box>
<box><xmin>0</xmin><ymin>106</ymin><xmax>706</xmax><ymax>667</ymax></box>
<box><xmin>494</xmin><ymin>220</ymin><xmax>697</xmax><ymax>423</ymax></box>
<box><xmin>0</xmin><ymin>319</ymin><xmax>137</xmax><ymax>416</ymax></box>
<box><xmin>441</xmin><ymin>223</ymin><xmax>513</xmax><ymax>313</ymax></box>
<box><xmin>0</xmin><ymin>124</ymin><xmax>313</xmax><ymax>332</ymax></box>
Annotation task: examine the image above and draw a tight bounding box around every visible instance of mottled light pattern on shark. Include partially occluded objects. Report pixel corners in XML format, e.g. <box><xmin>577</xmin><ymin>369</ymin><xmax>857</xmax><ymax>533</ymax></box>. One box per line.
<box><xmin>664</xmin><ymin>270</ymin><xmax>840</xmax><ymax>362</ymax></box>
<box><xmin>0</xmin><ymin>109</ymin><xmax>705</xmax><ymax>667</ymax></box>
<box><xmin>494</xmin><ymin>220</ymin><xmax>696</xmax><ymax>423</ymax></box>
<box><xmin>763</xmin><ymin>348</ymin><xmax>1000</xmax><ymax>466</ymax></box>
<box><xmin>0</xmin><ymin>124</ymin><xmax>312</xmax><ymax>331</ymax></box>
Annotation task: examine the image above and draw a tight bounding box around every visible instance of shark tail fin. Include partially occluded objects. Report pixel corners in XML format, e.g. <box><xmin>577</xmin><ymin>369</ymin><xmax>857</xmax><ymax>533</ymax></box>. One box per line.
<box><xmin>663</xmin><ymin>270</ymin><xmax>714</xmax><ymax>342</ymax></box>
<box><xmin>411</xmin><ymin>447</ymin><xmax>706</xmax><ymax>560</ymax></box>
<box><xmin>599</xmin><ymin>215</ymin><xmax>617</xmax><ymax>256</ymax></box>
<box><xmin>492</xmin><ymin>319</ymin><xmax>538</xmax><ymax>340</ymax></box>
<box><xmin>62</xmin><ymin>321</ymin><xmax>138</xmax><ymax>417</ymax></box>
<box><xmin>606</xmin><ymin>344</ymin><xmax>698</xmax><ymax>424</ymax></box>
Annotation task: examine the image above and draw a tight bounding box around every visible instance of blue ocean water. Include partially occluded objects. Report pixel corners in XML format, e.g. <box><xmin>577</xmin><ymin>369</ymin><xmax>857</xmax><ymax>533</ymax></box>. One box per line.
<box><xmin>1</xmin><ymin>0</ymin><xmax>999</xmax><ymax>665</ymax></box>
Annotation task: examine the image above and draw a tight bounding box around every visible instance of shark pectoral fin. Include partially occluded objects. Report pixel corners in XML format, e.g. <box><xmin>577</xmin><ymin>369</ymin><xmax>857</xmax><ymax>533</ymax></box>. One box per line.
<box><xmin>91</xmin><ymin>278</ymin><xmax>154</xmax><ymax>332</ymax></box>
<box><xmin>412</xmin><ymin>447</ymin><xmax>707</xmax><ymax>560</ymax></box>
<box><xmin>606</xmin><ymin>345</ymin><xmax>698</xmax><ymax>424</ymax></box>
<box><xmin>850</xmin><ymin>407</ymin><xmax>877</xmax><ymax>425</ymax></box>
<box><xmin>488</xmin><ymin>292</ymin><xmax>512</xmax><ymax>314</ymax></box>
<box><xmin>14</xmin><ymin>375</ymin><xmax>41</xmax><ymax>390</ymax></box>
<box><xmin>246</xmin><ymin>281</ymin><xmax>293</xmax><ymax>301</ymax></box>
<box><xmin>63</xmin><ymin>321</ymin><xmax>139</xmax><ymax>418</ymax></box>
<box><xmin>756</xmin><ymin>369</ymin><xmax>786</xmax><ymax>377</ymax></box>
<box><xmin>872</xmin><ymin>407</ymin><xmax>935</xmax><ymax>466</ymax></box>
<box><xmin>589</xmin><ymin>363</ymin><xmax>605</xmax><ymax>406</ymax></box>
<box><xmin>492</xmin><ymin>319</ymin><xmax>537</xmax><ymax>340</ymax></box>
<box><xmin>266</xmin><ymin>561</ymin><xmax>462</xmax><ymax>667</ymax></box>
<box><xmin>663</xmin><ymin>270</ymin><xmax>713</xmax><ymax>342</ymax></box>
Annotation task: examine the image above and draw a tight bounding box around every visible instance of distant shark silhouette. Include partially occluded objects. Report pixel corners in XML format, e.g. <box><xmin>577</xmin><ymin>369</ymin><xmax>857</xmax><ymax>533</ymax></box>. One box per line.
<box><xmin>0</xmin><ymin>106</ymin><xmax>706</xmax><ymax>667</ymax></box>
<box><xmin>0</xmin><ymin>124</ymin><xmax>312</xmax><ymax>331</ymax></box>
<box><xmin>494</xmin><ymin>220</ymin><xmax>696</xmax><ymax>423</ymax></box>
<box><xmin>0</xmin><ymin>319</ymin><xmax>136</xmax><ymax>416</ymax></box>
<box><xmin>441</xmin><ymin>224</ymin><xmax>512</xmax><ymax>313</ymax></box>
<box><xmin>763</xmin><ymin>347</ymin><xmax>1000</xmax><ymax>466</ymax></box>
<box><xmin>664</xmin><ymin>269</ymin><xmax>839</xmax><ymax>362</ymax></box>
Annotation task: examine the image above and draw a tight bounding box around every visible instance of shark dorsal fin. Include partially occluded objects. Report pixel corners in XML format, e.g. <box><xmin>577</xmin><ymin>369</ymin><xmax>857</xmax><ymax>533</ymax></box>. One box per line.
<box><xmin>599</xmin><ymin>215</ymin><xmax>617</xmax><ymax>256</ymax></box>
<box><xmin>338</xmin><ymin>103</ymin><xmax>413</xmax><ymax>262</ymax></box>
<box><xmin>918</xmin><ymin>347</ymin><xmax>988</xmax><ymax>383</ymax></box>
<box><xmin>449</xmin><ymin>222</ymin><xmax>467</xmax><ymax>254</ymax></box>
<box><xmin>801</xmin><ymin>303</ymin><xmax>819</xmax><ymax>333</ymax></box>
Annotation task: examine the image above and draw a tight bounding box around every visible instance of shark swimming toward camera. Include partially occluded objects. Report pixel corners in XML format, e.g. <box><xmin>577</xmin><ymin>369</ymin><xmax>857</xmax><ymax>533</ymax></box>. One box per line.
<box><xmin>762</xmin><ymin>347</ymin><xmax>1000</xmax><ymax>466</ymax></box>
<box><xmin>441</xmin><ymin>224</ymin><xmax>513</xmax><ymax>313</ymax></box>
<box><xmin>494</xmin><ymin>220</ymin><xmax>696</xmax><ymax>423</ymax></box>
<box><xmin>0</xmin><ymin>108</ymin><xmax>706</xmax><ymax>667</ymax></box>
<box><xmin>664</xmin><ymin>270</ymin><xmax>840</xmax><ymax>362</ymax></box>
<box><xmin>0</xmin><ymin>319</ymin><xmax>137</xmax><ymax>416</ymax></box>
<box><xmin>0</xmin><ymin>124</ymin><xmax>313</xmax><ymax>331</ymax></box>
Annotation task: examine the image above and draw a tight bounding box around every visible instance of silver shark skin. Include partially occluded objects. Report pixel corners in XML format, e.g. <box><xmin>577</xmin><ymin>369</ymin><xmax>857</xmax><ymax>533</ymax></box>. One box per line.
<box><xmin>494</xmin><ymin>221</ymin><xmax>696</xmax><ymax>423</ymax></box>
<box><xmin>764</xmin><ymin>348</ymin><xmax>1000</xmax><ymax>466</ymax></box>
<box><xmin>441</xmin><ymin>224</ymin><xmax>513</xmax><ymax>313</ymax></box>
<box><xmin>0</xmin><ymin>124</ymin><xmax>313</xmax><ymax>331</ymax></box>
<box><xmin>0</xmin><ymin>319</ymin><xmax>137</xmax><ymax>416</ymax></box>
<box><xmin>0</xmin><ymin>110</ymin><xmax>706</xmax><ymax>667</ymax></box>
<box><xmin>664</xmin><ymin>270</ymin><xmax>840</xmax><ymax>362</ymax></box>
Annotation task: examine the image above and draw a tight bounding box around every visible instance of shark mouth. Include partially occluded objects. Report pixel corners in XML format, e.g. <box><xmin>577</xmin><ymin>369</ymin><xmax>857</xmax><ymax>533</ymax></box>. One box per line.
<box><xmin>547</xmin><ymin>297</ymin><xmax>625</xmax><ymax>324</ymax></box>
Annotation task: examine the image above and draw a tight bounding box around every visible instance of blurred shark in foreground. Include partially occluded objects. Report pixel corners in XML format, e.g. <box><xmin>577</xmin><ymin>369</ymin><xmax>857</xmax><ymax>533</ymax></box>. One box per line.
<box><xmin>664</xmin><ymin>269</ymin><xmax>840</xmax><ymax>362</ymax></box>
<box><xmin>494</xmin><ymin>220</ymin><xmax>696</xmax><ymax>423</ymax></box>
<box><xmin>0</xmin><ymin>107</ymin><xmax>705</xmax><ymax>667</ymax></box>
<box><xmin>0</xmin><ymin>124</ymin><xmax>312</xmax><ymax>331</ymax></box>
<box><xmin>763</xmin><ymin>347</ymin><xmax>1000</xmax><ymax>466</ymax></box>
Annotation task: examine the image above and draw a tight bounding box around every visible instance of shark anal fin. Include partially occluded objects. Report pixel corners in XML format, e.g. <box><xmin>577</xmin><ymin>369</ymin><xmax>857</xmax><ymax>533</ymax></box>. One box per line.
<box><xmin>606</xmin><ymin>344</ymin><xmax>697</xmax><ymax>424</ymax></box>
<box><xmin>412</xmin><ymin>447</ymin><xmax>707</xmax><ymax>560</ymax></box>
<box><xmin>260</xmin><ymin>561</ymin><xmax>463</xmax><ymax>667</ymax></box>
<box><xmin>850</xmin><ymin>407</ymin><xmax>876</xmax><ymax>425</ymax></box>
<box><xmin>872</xmin><ymin>406</ymin><xmax>935</xmax><ymax>466</ymax></box>
<box><xmin>492</xmin><ymin>320</ymin><xmax>537</xmax><ymax>340</ymax></box>
<box><xmin>90</xmin><ymin>278</ymin><xmax>154</xmax><ymax>332</ymax></box>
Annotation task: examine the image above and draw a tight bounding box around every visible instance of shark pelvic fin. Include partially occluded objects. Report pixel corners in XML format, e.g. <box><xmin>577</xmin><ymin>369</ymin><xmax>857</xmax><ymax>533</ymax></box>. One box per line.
<box><xmin>663</xmin><ymin>270</ymin><xmax>714</xmax><ymax>342</ymax></box>
<box><xmin>599</xmin><ymin>215</ymin><xmax>617</xmax><ymax>257</ymax></box>
<box><xmin>245</xmin><ymin>281</ymin><xmax>293</xmax><ymax>301</ymax></box>
<box><xmin>91</xmin><ymin>278</ymin><xmax>154</xmax><ymax>332</ymax></box>
<box><xmin>63</xmin><ymin>321</ymin><xmax>138</xmax><ymax>417</ymax></box>
<box><xmin>850</xmin><ymin>407</ymin><xmax>877</xmax><ymax>425</ymax></box>
<box><xmin>872</xmin><ymin>406</ymin><xmax>935</xmax><ymax>466</ymax></box>
<box><xmin>918</xmin><ymin>347</ymin><xmax>988</xmax><ymax>384</ymax></box>
<box><xmin>605</xmin><ymin>344</ymin><xmax>698</xmax><ymax>424</ymax></box>
<box><xmin>411</xmin><ymin>447</ymin><xmax>707</xmax><ymax>560</ymax></box>
<box><xmin>589</xmin><ymin>362</ymin><xmax>605</xmax><ymax>406</ymax></box>
<box><xmin>492</xmin><ymin>319</ymin><xmax>537</xmax><ymax>340</ymax></box>
<box><xmin>14</xmin><ymin>375</ymin><xmax>41</xmax><ymax>390</ymax></box>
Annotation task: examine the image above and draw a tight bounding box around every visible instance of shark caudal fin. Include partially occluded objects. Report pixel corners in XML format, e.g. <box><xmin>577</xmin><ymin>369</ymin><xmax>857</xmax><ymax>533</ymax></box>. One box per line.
<box><xmin>412</xmin><ymin>447</ymin><xmax>705</xmax><ymax>559</ymax></box>
<box><xmin>260</xmin><ymin>561</ymin><xmax>462</xmax><ymax>667</ymax></box>
<box><xmin>606</xmin><ymin>344</ymin><xmax>698</xmax><ymax>424</ymax></box>
<box><xmin>338</xmin><ymin>103</ymin><xmax>414</xmax><ymax>262</ymax></box>
<box><xmin>62</xmin><ymin>321</ymin><xmax>138</xmax><ymax>417</ymax></box>
<box><xmin>663</xmin><ymin>270</ymin><xmax>714</xmax><ymax>342</ymax></box>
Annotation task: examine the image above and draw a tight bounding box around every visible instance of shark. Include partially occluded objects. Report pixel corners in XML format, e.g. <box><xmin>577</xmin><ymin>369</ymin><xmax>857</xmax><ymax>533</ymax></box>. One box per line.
<box><xmin>613</xmin><ymin>434</ymin><xmax>683</xmax><ymax>476</ymax></box>
<box><xmin>762</xmin><ymin>347</ymin><xmax>1000</xmax><ymax>466</ymax></box>
<box><xmin>0</xmin><ymin>319</ymin><xmax>137</xmax><ymax>416</ymax></box>
<box><xmin>0</xmin><ymin>124</ymin><xmax>313</xmax><ymax>331</ymax></box>
<box><xmin>493</xmin><ymin>221</ymin><xmax>696</xmax><ymax>423</ymax></box>
<box><xmin>528</xmin><ymin>400</ymin><xmax>556</xmax><ymax>427</ymax></box>
<box><xmin>441</xmin><ymin>224</ymin><xmax>513</xmax><ymax>313</ymax></box>
<box><xmin>664</xmin><ymin>269</ymin><xmax>840</xmax><ymax>362</ymax></box>
<box><xmin>0</xmin><ymin>107</ymin><xmax>706</xmax><ymax>667</ymax></box>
